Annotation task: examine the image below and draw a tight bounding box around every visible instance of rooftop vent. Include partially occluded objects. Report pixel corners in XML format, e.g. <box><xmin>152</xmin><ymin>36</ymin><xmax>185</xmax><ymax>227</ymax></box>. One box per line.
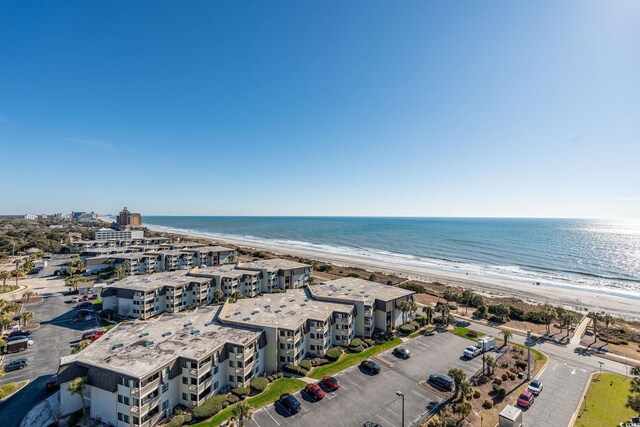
<box><xmin>191</xmin><ymin>330</ymin><xmax>200</xmax><ymax>335</ymax></box>
<box><xmin>243</xmin><ymin>317</ymin><xmax>251</xmax><ymax>321</ymax></box>
<box><xmin>112</xmin><ymin>343</ymin><xmax>124</xmax><ymax>350</ymax></box>
<box><xmin>139</xmin><ymin>332</ymin><xmax>150</xmax><ymax>338</ymax></box>
<box><xmin>162</xmin><ymin>332</ymin><xmax>172</xmax><ymax>337</ymax></box>
<box><xmin>274</xmin><ymin>310</ymin><xmax>281</xmax><ymax>313</ymax></box>
<box><xmin>280</xmin><ymin>305</ymin><xmax>286</xmax><ymax>308</ymax></box>
<box><xmin>144</xmin><ymin>340</ymin><xmax>155</xmax><ymax>347</ymax></box>
<box><xmin>204</xmin><ymin>321</ymin><xmax>215</xmax><ymax>326</ymax></box>
<box><xmin>300</xmin><ymin>303</ymin><xmax>307</xmax><ymax>307</ymax></box>
<box><xmin>184</xmin><ymin>322</ymin><xmax>192</xmax><ymax>327</ymax></box>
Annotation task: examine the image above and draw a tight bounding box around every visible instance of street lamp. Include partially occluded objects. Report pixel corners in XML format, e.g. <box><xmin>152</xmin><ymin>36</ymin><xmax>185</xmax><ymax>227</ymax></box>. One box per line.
<box><xmin>396</xmin><ymin>391</ymin><xmax>405</xmax><ymax>427</ymax></box>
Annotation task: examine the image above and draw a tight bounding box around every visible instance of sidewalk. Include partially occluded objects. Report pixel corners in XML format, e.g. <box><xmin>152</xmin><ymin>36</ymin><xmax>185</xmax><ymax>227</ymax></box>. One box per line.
<box><xmin>570</xmin><ymin>315</ymin><xmax>590</xmax><ymax>345</ymax></box>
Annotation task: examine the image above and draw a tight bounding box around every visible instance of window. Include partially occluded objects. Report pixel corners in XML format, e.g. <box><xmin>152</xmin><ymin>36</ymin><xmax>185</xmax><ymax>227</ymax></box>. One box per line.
<box><xmin>162</xmin><ymin>383</ymin><xmax>169</xmax><ymax>393</ymax></box>
<box><xmin>214</xmin><ymin>365</ymin><xmax>219</xmax><ymax>374</ymax></box>
<box><xmin>191</xmin><ymin>394</ymin><xmax>197</xmax><ymax>401</ymax></box>
<box><xmin>162</xmin><ymin>400</ymin><xmax>169</xmax><ymax>410</ymax></box>
<box><xmin>279</xmin><ymin>356</ymin><xmax>285</xmax><ymax>362</ymax></box>
<box><xmin>117</xmin><ymin>395</ymin><xmax>130</xmax><ymax>405</ymax></box>
<box><xmin>182</xmin><ymin>393</ymin><xmax>188</xmax><ymax>401</ymax></box>
<box><xmin>229</xmin><ymin>375</ymin><xmax>234</xmax><ymax>382</ymax></box>
<box><xmin>182</xmin><ymin>377</ymin><xmax>188</xmax><ymax>385</ymax></box>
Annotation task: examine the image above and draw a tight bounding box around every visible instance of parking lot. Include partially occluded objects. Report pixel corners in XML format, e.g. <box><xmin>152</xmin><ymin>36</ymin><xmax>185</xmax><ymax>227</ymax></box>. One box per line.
<box><xmin>522</xmin><ymin>358</ymin><xmax>591</xmax><ymax>427</ymax></box>
<box><xmin>246</xmin><ymin>332</ymin><xmax>486</xmax><ymax>427</ymax></box>
<box><xmin>0</xmin><ymin>291</ymin><xmax>101</xmax><ymax>427</ymax></box>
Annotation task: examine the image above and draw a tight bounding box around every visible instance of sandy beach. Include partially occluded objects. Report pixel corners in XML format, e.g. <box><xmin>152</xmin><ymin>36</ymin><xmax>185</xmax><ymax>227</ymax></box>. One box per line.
<box><xmin>146</xmin><ymin>225</ymin><xmax>640</xmax><ymax>319</ymax></box>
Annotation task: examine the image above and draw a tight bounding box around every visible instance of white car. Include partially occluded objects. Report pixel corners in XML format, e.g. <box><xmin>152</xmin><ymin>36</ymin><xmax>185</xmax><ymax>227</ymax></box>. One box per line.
<box><xmin>71</xmin><ymin>296</ymin><xmax>79</xmax><ymax>303</ymax></box>
<box><xmin>463</xmin><ymin>346</ymin><xmax>481</xmax><ymax>358</ymax></box>
<box><xmin>527</xmin><ymin>379</ymin><xmax>543</xmax><ymax>395</ymax></box>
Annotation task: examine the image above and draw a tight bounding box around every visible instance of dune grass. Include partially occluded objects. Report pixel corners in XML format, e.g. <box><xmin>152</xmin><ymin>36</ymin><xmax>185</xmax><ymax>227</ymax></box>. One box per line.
<box><xmin>0</xmin><ymin>381</ymin><xmax>27</xmax><ymax>400</ymax></box>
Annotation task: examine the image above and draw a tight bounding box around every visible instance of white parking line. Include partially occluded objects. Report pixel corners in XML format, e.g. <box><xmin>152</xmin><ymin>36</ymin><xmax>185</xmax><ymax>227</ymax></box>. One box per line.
<box><xmin>265</xmin><ymin>409</ymin><xmax>280</xmax><ymax>426</ymax></box>
<box><xmin>376</xmin><ymin>413</ymin><xmax>394</xmax><ymax>426</ymax></box>
<box><xmin>386</xmin><ymin>407</ymin><xmax>400</xmax><ymax>417</ymax></box>
<box><xmin>411</xmin><ymin>390</ymin><xmax>425</xmax><ymax>398</ymax></box>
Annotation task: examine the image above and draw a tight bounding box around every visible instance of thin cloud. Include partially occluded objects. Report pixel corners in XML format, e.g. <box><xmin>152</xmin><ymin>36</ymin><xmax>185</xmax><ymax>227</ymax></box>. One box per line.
<box><xmin>66</xmin><ymin>137</ymin><xmax>115</xmax><ymax>151</ymax></box>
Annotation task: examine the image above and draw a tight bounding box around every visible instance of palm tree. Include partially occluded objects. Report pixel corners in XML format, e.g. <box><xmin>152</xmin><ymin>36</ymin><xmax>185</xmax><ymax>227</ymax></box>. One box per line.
<box><xmin>603</xmin><ymin>313</ymin><xmax>615</xmax><ymax>331</ymax></box>
<box><xmin>213</xmin><ymin>289</ymin><xmax>224</xmax><ymax>303</ymax></box>
<box><xmin>20</xmin><ymin>311</ymin><xmax>34</xmax><ymax>326</ymax></box>
<box><xmin>541</xmin><ymin>304</ymin><xmax>555</xmax><ymax>335</ymax></box>
<box><xmin>501</xmin><ymin>329</ymin><xmax>513</xmax><ymax>348</ymax></box>
<box><xmin>587</xmin><ymin>311</ymin><xmax>603</xmax><ymax>344</ymax></box>
<box><xmin>0</xmin><ymin>338</ymin><xmax>7</xmax><ymax>355</ymax></box>
<box><xmin>447</xmin><ymin>368</ymin><xmax>467</xmax><ymax>398</ymax></box>
<box><xmin>483</xmin><ymin>355</ymin><xmax>497</xmax><ymax>376</ymax></box>
<box><xmin>231</xmin><ymin>402</ymin><xmax>254</xmax><ymax>427</ymax></box>
<box><xmin>0</xmin><ymin>271</ymin><xmax>10</xmax><ymax>291</ymax></box>
<box><xmin>422</xmin><ymin>306</ymin><xmax>435</xmax><ymax>325</ymax></box>
<box><xmin>398</xmin><ymin>301</ymin><xmax>411</xmax><ymax>324</ymax></box>
<box><xmin>23</xmin><ymin>290</ymin><xmax>35</xmax><ymax>302</ymax></box>
<box><xmin>459</xmin><ymin>380</ymin><xmax>472</xmax><ymax>401</ymax></box>
<box><xmin>461</xmin><ymin>290</ymin><xmax>473</xmax><ymax>315</ymax></box>
<box><xmin>0</xmin><ymin>316</ymin><xmax>12</xmax><ymax>333</ymax></box>
<box><xmin>68</xmin><ymin>376</ymin><xmax>89</xmax><ymax>418</ymax></box>
<box><xmin>12</xmin><ymin>267</ymin><xmax>23</xmax><ymax>287</ymax></box>
<box><xmin>438</xmin><ymin>303</ymin><xmax>451</xmax><ymax>326</ymax></box>
<box><xmin>408</xmin><ymin>301</ymin><xmax>418</xmax><ymax>320</ymax></box>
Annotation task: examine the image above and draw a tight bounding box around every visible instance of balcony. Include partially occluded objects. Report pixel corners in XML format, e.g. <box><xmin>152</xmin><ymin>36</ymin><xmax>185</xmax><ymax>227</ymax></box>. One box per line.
<box><xmin>132</xmin><ymin>377</ymin><xmax>160</xmax><ymax>397</ymax></box>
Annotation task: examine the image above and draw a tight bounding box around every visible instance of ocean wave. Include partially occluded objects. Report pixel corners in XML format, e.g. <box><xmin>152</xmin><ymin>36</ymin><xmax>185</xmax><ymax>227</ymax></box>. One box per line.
<box><xmin>146</xmin><ymin>223</ymin><xmax>640</xmax><ymax>298</ymax></box>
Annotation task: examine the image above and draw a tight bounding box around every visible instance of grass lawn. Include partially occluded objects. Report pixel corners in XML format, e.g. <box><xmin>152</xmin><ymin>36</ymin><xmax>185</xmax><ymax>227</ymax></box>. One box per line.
<box><xmin>575</xmin><ymin>373</ymin><xmax>636</xmax><ymax>427</ymax></box>
<box><xmin>192</xmin><ymin>378</ymin><xmax>306</xmax><ymax>427</ymax></box>
<box><xmin>0</xmin><ymin>285</ymin><xmax>19</xmax><ymax>295</ymax></box>
<box><xmin>451</xmin><ymin>325</ymin><xmax>486</xmax><ymax>341</ymax></box>
<box><xmin>0</xmin><ymin>381</ymin><xmax>27</xmax><ymax>400</ymax></box>
<box><xmin>309</xmin><ymin>337</ymin><xmax>403</xmax><ymax>379</ymax></box>
<box><xmin>408</xmin><ymin>325</ymin><xmax>435</xmax><ymax>339</ymax></box>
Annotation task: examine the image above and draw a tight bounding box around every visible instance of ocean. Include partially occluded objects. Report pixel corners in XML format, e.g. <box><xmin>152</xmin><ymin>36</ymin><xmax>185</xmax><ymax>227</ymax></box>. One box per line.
<box><xmin>143</xmin><ymin>216</ymin><xmax>640</xmax><ymax>298</ymax></box>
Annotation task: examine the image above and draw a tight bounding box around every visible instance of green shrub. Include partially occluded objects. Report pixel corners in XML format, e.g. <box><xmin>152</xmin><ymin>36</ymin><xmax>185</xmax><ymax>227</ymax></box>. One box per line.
<box><xmin>364</xmin><ymin>338</ymin><xmax>375</xmax><ymax>347</ymax></box>
<box><xmin>313</xmin><ymin>358</ymin><xmax>329</xmax><ymax>366</ymax></box>
<box><xmin>251</xmin><ymin>377</ymin><xmax>269</xmax><ymax>393</ymax></box>
<box><xmin>277</xmin><ymin>372</ymin><xmax>283</xmax><ymax>378</ymax></box>
<box><xmin>348</xmin><ymin>345</ymin><xmax>364</xmax><ymax>353</ymax></box>
<box><xmin>515</xmin><ymin>360</ymin><xmax>528</xmax><ymax>370</ymax></box>
<box><xmin>227</xmin><ymin>394</ymin><xmax>239</xmax><ymax>404</ymax></box>
<box><xmin>493</xmin><ymin>377</ymin><xmax>502</xmax><ymax>385</ymax></box>
<box><xmin>501</xmin><ymin>373</ymin><xmax>508</xmax><ymax>381</ymax></box>
<box><xmin>409</xmin><ymin>321</ymin><xmax>420</xmax><ymax>329</ymax></box>
<box><xmin>193</xmin><ymin>394</ymin><xmax>229</xmax><ymax>419</ymax></box>
<box><xmin>473</xmin><ymin>389</ymin><xmax>481</xmax><ymax>399</ymax></box>
<box><xmin>166</xmin><ymin>415</ymin><xmax>185</xmax><ymax>427</ymax></box>
<box><xmin>398</xmin><ymin>324</ymin><xmax>416</xmax><ymax>335</ymax></box>
<box><xmin>231</xmin><ymin>386</ymin><xmax>250</xmax><ymax>397</ymax></box>
<box><xmin>300</xmin><ymin>359</ymin><xmax>313</xmax><ymax>371</ymax></box>
<box><xmin>466</xmin><ymin>330</ymin><xmax>479</xmax><ymax>338</ymax></box>
<box><xmin>414</xmin><ymin>316</ymin><xmax>427</xmax><ymax>327</ymax></box>
<box><xmin>361</xmin><ymin>340</ymin><xmax>370</xmax><ymax>348</ymax></box>
<box><xmin>483</xmin><ymin>399</ymin><xmax>493</xmax><ymax>409</ymax></box>
<box><xmin>497</xmin><ymin>387</ymin><xmax>506</xmax><ymax>399</ymax></box>
<box><xmin>267</xmin><ymin>375</ymin><xmax>274</xmax><ymax>382</ymax></box>
<box><xmin>508</xmin><ymin>373</ymin><xmax>516</xmax><ymax>381</ymax></box>
<box><xmin>283</xmin><ymin>364</ymin><xmax>309</xmax><ymax>376</ymax></box>
<box><xmin>222</xmin><ymin>401</ymin><xmax>229</xmax><ymax>408</ymax></box>
<box><xmin>326</xmin><ymin>347</ymin><xmax>342</xmax><ymax>361</ymax></box>
<box><xmin>349</xmin><ymin>338</ymin><xmax>363</xmax><ymax>347</ymax></box>
<box><xmin>399</xmin><ymin>282</ymin><xmax>425</xmax><ymax>293</ymax></box>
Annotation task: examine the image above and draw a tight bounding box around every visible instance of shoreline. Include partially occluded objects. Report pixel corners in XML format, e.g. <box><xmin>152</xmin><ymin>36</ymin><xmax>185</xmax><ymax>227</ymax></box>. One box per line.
<box><xmin>145</xmin><ymin>224</ymin><xmax>640</xmax><ymax>319</ymax></box>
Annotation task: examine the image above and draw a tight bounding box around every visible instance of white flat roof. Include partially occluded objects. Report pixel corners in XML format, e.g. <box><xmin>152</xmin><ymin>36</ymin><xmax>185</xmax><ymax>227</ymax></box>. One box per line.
<box><xmin>310</xmin><ymin>277</ymin><xmax>414</xmax><ymax>305</ymax></box>
<box><xmin>239</xmin><ymin>258</ymin><xmax>311</xmax><ymax>272</ymax></box>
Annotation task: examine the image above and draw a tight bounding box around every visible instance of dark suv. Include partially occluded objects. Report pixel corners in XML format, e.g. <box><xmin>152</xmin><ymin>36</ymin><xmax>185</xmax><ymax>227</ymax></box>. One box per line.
<box><xmin>4</xmin><ymin>358</ymin><xmax>28</xmax><ymax>372</ymax></box>
<box><xmin>8</xmin><ymin>330</ymin><xmax>32</xmax><ymax>338</ymax></box>
<box><xmin>360</xmin><ymin>360</ymin><xmax>381</xmax><ymax>374</ymax></box>
<box><xmin>428</xmin><ymin>373</ymin><xmax>454</xmax><ymax>391</ymax></box>
<box><xmin>279</xmin><ymin>393</ymin><xmax>301</xmax><ymax>414</ymax></box>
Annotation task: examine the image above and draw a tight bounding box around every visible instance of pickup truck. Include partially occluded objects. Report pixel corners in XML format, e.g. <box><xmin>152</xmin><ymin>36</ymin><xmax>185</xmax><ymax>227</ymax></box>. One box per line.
<box><xmin>463</xmin><ymin>345</ymin><xmax>482</xmax><ymax>358</ymax></box>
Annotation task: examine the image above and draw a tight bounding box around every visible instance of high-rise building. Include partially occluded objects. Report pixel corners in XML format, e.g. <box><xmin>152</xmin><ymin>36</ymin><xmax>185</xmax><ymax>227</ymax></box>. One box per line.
<box><xmin>117</xmin><ymin>207</ymin><xmax>142</xmax><ymax>229</ymax></box>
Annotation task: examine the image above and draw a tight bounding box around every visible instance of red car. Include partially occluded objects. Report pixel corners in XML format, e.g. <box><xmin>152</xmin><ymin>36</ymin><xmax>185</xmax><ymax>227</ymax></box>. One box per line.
<box><xmin>82</xmin><ymin>330</ymin><xmax>104</xmax><ymax>341</ymax></box>
<box><xmin>321</xmin><ymin>376</ymin><xmax>340</xmax><ymax>391</ymax></box>
<box><xmin>305</xmin><ymin>383</ymin><xmax>325</xmax><ymax>400</ymax></box>
<box><xmin>517</xmin><ymin>390</ymin><xmax>535</xmax><ymax>408</ymax></box>
<box><xmin>89</xmin><ymin>332</ymin><xmax>104</xmax><ymax>342</ymax></box>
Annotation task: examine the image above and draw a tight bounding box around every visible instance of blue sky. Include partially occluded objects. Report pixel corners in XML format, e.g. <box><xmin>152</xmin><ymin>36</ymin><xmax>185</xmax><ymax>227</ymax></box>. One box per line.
<box><xmin>1</xmin><ymin>1</ymin><xmax>639</xmax><ymax>218</ymax></box>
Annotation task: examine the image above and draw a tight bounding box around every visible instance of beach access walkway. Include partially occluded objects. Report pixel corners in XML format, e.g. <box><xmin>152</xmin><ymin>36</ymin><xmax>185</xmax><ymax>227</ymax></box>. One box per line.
<box><xmin>570</xmin><ymin>315</ymin><xmax>591</xmax><ymax>345</ymax></box>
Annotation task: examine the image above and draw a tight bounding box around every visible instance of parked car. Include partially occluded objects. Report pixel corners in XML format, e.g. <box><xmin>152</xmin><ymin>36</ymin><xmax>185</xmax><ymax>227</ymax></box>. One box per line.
<box><xmin>393</xmin><ymin>347</ymin><xmax>411</xmax><ymax>359</ymax></box>
<box><xmin>6</xmin><ymin>335</ymin><xmax>29</xmax><ymax>343</ymax></box>
<box><xmin>527</xmin><ymin>379</ymin><xmax>543</xmax><ymax>395</ymax></box>
<box><xmin>8</xmin><ymin>330</ymin><xmax>32</xmax><ymax>338</ymax></box>
<box><xmin>279</xmin><ymin>393</ymin><xmax>301</xmax><ymax>414</ymax></box>
<box><xmin>463</xmin><ymin>346</ymin><xmax>482</xmax><ymax>358</ymax></box>
<box><xmin>4</xmin><ymin>358</ymin><xmax>28</xmax><ymax>372</ymax></box>
<box><xmin>321</xmin><ymin>376</ymin><xmax>340</xmax><ymax>391</ymax></box>
<box><xmin>304</xmin><ymin>383</ymin><xmax>325</xmax><ymax>400</ymax></box>
<box><xmin>88</xmin><ymin>332</ymin><xmax>104</xmax><ymax>342</ymax></box>
<box><xmin>364</xmin><ymin>423</ymin><xmax>382</xmax><ymax>427</ymax></box>
<box><xmin>71</xmin><ymin>296</ymin><xmax>79</xmax><ymax>303</ymax></box>
<box><xmin>82</xmin><ymin>330</ymin><xmax>103</xmax><ymax>340</ymax></box>
<box><xmin>46</xmin><ymin>374</ymin><xmax>59</xmax><ymax>391</ymax></box>
<box><xmin>360</xmin><ymin>360</ymin><xmax>381</xmax><ymax>374</ymax></box>
<box><xmin>428</xmin><ymin>373</ymin><xmax>454</xmax><ymax>391</ymax></box>
<box><xmin>517</xmin><ymin>390</ymin><xmax>535</xmax><ymax>408</ymax></box>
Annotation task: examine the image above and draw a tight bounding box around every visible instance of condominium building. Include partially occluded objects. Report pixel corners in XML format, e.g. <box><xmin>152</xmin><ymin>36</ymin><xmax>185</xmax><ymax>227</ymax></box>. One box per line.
<box><xmin>237</xmin><ymin>258</ymin><xmax>312</xmax><ymax>291</ymax></box>
<box><xmin>117</xmin><ymin>207</ymin><xmax>143</xmax><ymax>229</ymax></box>
<box><xmin>96</xmin><ymin>228</ymin><xmax>145</xmax><ymax>240</ymax></box>
<box><xmin>218</xmin><ymin>289</ymin><xmax>355</xmax><ymax>370</ymax></box>
<box><xmin>58</xmin><ymin>306</ymin><xmax>266</xmax><ymax>427</ymax></box>
<box><xmin>73</xmin><ymin>237</ymin><xmax>170</xmax><ymax>250</ymax></box>
<box><xmin>101</xmin><ymin>272</ymin><xmax>214</xmax><ymax>319</ymax></box>
<box><xmin>190</xmin><ymin>265</ymin><xmax>261</xmax><ymax>298</ymax></box>
<box><xmin>309</xmin><ymin>277</ymin><xmax>414</xmax><ymax>338</ymax></box>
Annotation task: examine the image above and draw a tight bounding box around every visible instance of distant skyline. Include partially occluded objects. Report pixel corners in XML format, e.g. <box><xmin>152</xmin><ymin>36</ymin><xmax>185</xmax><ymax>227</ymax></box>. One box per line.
<box><xmin>1</xmin><ymin>1</ymin><xmax>639</xmax><ymax>219</ymax></box>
